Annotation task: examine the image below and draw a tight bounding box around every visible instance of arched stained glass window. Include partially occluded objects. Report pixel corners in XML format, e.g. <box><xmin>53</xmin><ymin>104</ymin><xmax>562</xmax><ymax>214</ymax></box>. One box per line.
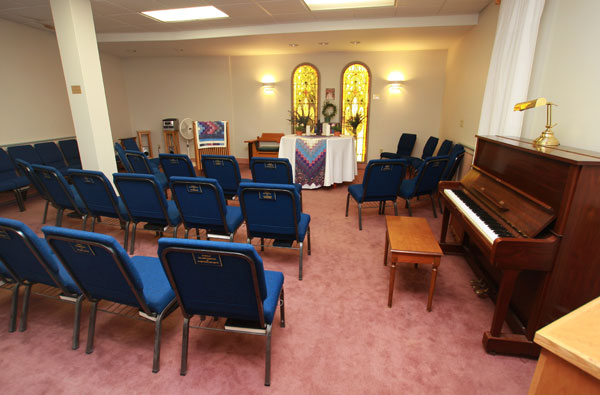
<box><xmin>291</xmin><ymin>64</ymin><xmax>319</xmax><ymax>133</ymax></box>
<box><xmin>341</xmin><ymin>63</ymin><xmax>370</xmax><ymax>162</ymax></box>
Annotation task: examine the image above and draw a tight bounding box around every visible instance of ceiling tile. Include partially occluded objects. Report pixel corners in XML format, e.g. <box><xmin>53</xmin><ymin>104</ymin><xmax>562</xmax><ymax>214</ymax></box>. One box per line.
<box><xmin>258</xmin><ymin>0</ymin><xmax>309</xmax><ymax>15</ymax></box>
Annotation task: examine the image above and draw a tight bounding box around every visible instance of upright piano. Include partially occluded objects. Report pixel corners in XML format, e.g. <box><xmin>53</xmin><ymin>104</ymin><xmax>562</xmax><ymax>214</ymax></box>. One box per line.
<box><xmin>439</xmin><ymin>135</ymin><xmax>600</xmax><ymax>357</ymax></box>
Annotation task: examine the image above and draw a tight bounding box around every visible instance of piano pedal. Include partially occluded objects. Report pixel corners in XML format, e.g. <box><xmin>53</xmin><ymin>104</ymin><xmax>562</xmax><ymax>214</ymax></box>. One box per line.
<box><xmin>470</xmin><ymin>278</ymin><xmax>486</xmax><ymax>288</ymax></box>
<box><xmin>474</xmin><ymin>287</ymin><xmax>489</xmax><ymax>298</ymax></box>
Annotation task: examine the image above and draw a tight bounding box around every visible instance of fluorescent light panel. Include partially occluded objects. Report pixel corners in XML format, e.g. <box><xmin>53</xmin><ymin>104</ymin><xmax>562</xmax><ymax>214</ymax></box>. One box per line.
<box><xmin>303</xmin><ymin>0</ymin><xmax>394</xmax><ymax>11</ymax></box>
<box><xmin>141</xmin><ymin>6</ymin><xmax>228</xmax><ymax>22</ymax></box>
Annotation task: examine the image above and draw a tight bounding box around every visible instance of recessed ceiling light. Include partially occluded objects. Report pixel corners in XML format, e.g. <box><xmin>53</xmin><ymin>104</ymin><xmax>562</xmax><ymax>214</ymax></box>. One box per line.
<box><xmin>141</xmin><ymin>6</ymin><xmax>228</xmax><ymax>23</ymax></box>
<box><xmin>350</xmin><ymin>41</ymin><xmax>361</xmax><ymax>45</ymax></box>
<box><xmin>318</xmin><ymin>42</ymin><xmax>329</xmax><ymax>46</ymax></box>
<box><xmin>289</xmin><ymin>43</ymin><xmax>299</xmax><ymax>47</ymax></box>
<box><xmin>303</xmin><ymin>0</ymin><xmax>394</xmax><ymax>11</ymax></box>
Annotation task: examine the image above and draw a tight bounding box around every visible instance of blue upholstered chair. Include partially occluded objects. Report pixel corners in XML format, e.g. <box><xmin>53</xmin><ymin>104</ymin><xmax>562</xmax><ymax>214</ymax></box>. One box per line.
<box><xmin>408</xmin><ymin>136</ymin><xmax>439</xmax><ymax>169</ymax></box>
<box><xmin>345</xmin><ymin>159</ymin><xmax>407</xmax><ymax>230</ymax></box>
<box><xmin>0</xmin><ymin>218</ymin><xmax>83</xmax><ymax>348</ymax></box>
<box><xmin>238</xmin><ymin>182</ymin><xmax>310</xmax><ymax>280</ymax></box>
<box><xmin>398</xmin><ymin>156</ymin><xmax>449</xmax><ymax>218</ymax></box>
<box><xmin>436</xmin><ymin>139</ymin><xmax>453</xmax><ymax>156</ymax></box>
<box><xmin>42</xmin><ymin>226</ymin><xmax>178</xmax><ymax>373</ymax></box>
<box><xmin>34</xmin><ymin>142</ymin><xmax>69</xmax><ymax>176</ymax></box>
<box><xmin>124</xmin><ymin>150</ymin><xmax>168</xmax><ymax>191</ymax></box>
<box><xmin>0</xmin><ymin>148</ymin><xmax>30</xmax><ymax>211</ymax></box>
<box><xmin>201</xmin><ymin>155</ymin><xmax>251</xmax><ymax>199</ymax></box>
<box><xmin>0</xmin><ymin>260</ymin><xmax>19</xmax><ymax>332</ymax></box>
<box><xmin>7</xmin><ymin>144</ymin><xmax>43</xmax><ymax>166</ymax></box>
<box><xmin>14</xmin><ymin>159</ymin><xmax>54</xmax><ymax>223</ymax></box>
<box><xmin>32</xmin><ymin>164</ymin><xmax>89</xmax><ymax>229</ymax></box>
<box><xmin>120</xmin><ymin>138</ymin><xmax>161</xmax><ymax>169</ymax></box>
<box><xmin>69</xmin><ymin>169</ymin><xmax>131</xmax><ymax>249</ymax></box>
<box><xmin>58</xmin><ymin>139</ymin><xmax>82</xmax><ymax>169</ymax></box>
<box><xmin>159</xmin><ymin>153</ymin><xmax>197</xmax><ymax>180</ymax></box>
<box><xmin>158</xmin><ymin>238</ymin><xmax>285</xmax><ymax>385</ymax></box>
<box><xmin>250</xmin><ymin>157</ymin><xmax>302</xmax><ymax>195</ymax></box>
<box><xmin>114</xmin><ymin>142</ymin><xmax>133</xmax><ymax>172</ymax></box>
<box><xmin>170</xmin><ymin>177</ymin><xmax>243</xmax><ymax>241</ymax></box>
<box><xmin>380</xmin><ymin>133</ymin><xmax>417</xmax><ymax>159</ymax></box>
<box><xmin>113</xmin><ymin>173</ymin><xmax>181</xmax><ymax>254</ymax></box>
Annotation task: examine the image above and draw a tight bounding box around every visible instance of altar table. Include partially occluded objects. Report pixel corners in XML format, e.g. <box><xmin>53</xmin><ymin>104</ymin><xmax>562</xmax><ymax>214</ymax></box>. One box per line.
<box><xmin>278</xmin><ymin>135</ymin><xmax>357</xmax><ymax>189</ymax></box>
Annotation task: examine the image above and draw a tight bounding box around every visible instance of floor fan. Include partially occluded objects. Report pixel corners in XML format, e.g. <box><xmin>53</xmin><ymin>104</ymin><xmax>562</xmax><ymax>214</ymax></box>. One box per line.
<box><xmin>179</xmin><ymin>118</ymin><xmax>195</xmax><ymax>157</ymax></box>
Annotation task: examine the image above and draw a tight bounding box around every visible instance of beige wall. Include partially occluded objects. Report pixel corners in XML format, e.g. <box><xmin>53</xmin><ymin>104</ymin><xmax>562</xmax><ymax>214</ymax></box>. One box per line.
<box><xmin>439</xmin><ymin>3</ymin><xmax>499</xmax><ymax>149</ymax></box>
<box><xmin>122</xmin><ymin>50</ymin><xmax>447</xmax><ymax>160</ymax></box>
<box><xmin>0</xmin><ymin>19</ymin><xmax>75</xmax><ymax>146</ymax></box>
<box><xmin>120</xmin><ymin>56</ymin><xmax>233</xmax><ymax>157</ymax></box>
<box><xmin>523</xmin><ymin>0</ymin><xmax>600</xmax><ymax>152</ymax></box>
<box><xmin>100</xmin><ymin>53</ymin><xmax>132</xmax><ymax>141</ymax></box>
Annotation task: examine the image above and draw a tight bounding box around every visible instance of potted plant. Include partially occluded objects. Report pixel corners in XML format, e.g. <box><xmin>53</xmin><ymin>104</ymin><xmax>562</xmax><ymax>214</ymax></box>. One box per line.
<box><xmin>331</xmin><ymin>123</ymin><xmax>342</xmax><ymax>136</ymax></box>
<box><xmin>346</xmin><ymin>113</ymin><xmax>366</xmax><ymax>137</ymax></box>
<box><xmin>288</xmin><ymin>109</ymin><xmax>312</xmax><ymax>135</ymax></box>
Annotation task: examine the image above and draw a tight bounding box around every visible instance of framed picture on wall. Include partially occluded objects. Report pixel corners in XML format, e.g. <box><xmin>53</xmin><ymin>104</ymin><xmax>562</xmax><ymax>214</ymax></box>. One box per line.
<box><xmin>326</xmin><ymin>88</ymin><xmax>335</xmax><ymax>101</ymax></box>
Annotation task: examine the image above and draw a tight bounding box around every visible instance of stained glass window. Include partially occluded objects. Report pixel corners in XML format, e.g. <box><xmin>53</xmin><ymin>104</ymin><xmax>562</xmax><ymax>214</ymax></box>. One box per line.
<box><xmin>292</xmin><ymin>64</ymin><xmax>319</xmax><ymax>133</ymax></box>
<box><xmin>341</xmin><ymin>63</ymin><xmax>370</xmax><ymax>162</ymax></box>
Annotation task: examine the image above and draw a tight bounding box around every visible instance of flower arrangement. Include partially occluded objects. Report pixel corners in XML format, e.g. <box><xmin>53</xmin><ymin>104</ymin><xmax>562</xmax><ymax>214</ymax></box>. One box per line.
<box><xmin>288</xmin><ymin>109</ymin><xmax>313</xmax><ymax>132</ymax></box>
<box><xmin>346</xmin><ymin>113</ymin><xmax>366</xmax><ymax>136</ymax></box>
<box><xmin>321</xmin><ymin>102</ymin><xmax>337</xmax><ymax>123</ymax></box>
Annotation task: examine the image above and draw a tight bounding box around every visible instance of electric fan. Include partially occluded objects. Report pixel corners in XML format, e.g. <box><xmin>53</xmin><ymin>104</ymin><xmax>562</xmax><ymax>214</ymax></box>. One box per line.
<box><xmin>179</xmin><ymin>118</ymin><xmax>195</xmax><ymax>157</ymax></box>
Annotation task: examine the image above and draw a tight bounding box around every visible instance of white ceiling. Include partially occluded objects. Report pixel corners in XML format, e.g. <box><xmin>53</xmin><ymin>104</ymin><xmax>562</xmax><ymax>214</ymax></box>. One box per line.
<box><xmin>0</xmin><ymin>0</ymin><xmax>494</xmax><ymax>56</ymax></box>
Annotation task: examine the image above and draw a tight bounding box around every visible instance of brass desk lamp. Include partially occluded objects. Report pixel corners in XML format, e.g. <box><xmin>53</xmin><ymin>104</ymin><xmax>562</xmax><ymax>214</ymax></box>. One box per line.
<box><xmin>513</xmin><ymin>98</ymin><xmax>559</xmax><ymax>146</ymax></box>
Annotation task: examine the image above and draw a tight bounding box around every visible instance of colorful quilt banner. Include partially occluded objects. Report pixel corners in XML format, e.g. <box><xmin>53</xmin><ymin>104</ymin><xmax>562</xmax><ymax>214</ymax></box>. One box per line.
<box><xmin>196</xmin><ymin>121</ymin><xmax>227</xmax><ymax>149</ymax></box>
<box><xmin>295</xmin><ymin>137</ymin><xmax>326</xmax><ymax>188</ymax></box>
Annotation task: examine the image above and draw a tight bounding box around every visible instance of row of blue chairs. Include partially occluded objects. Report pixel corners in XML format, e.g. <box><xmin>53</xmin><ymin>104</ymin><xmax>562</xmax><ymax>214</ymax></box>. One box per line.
<box><xmin>347</xmin><ymin>144</ymin><xmax>465</xmax><ymax>229</ymax></box>
<box><xmin>380</xmin><ymin>134</ymin><xmax>455</xmax><ymax>169</ymax></box>
<box><xmin>0</xmin><ymin>218</ymin><xmax>284</xmax><ymax>385</ymax></box>
<box><xmin>0</xmin><ymin>140</ymin><xmax>81</xmax><ymax>211</ymax></box>
<box><xmin>14</xmin><ymin>157</ymin><xmax>311</xmax><ymax>279</ymax></box>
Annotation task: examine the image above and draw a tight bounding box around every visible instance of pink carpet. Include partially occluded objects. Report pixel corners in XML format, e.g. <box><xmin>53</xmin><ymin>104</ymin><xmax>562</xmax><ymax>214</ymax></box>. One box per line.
<box><xmin>0</xmin><ymin>165</ymin><xmax>536</xmax><ymax>394</ymax></box>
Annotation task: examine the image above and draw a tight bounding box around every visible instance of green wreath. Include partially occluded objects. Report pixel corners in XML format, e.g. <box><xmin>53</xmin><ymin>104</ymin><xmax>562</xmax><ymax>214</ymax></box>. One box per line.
<box><xmin>321</xmin><ymin>102</ymin><xmax>337</xmax><ymax>123</ymax></box>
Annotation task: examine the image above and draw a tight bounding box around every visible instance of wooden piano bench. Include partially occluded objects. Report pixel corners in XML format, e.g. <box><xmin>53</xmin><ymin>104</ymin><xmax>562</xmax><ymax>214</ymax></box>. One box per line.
<box><xmin>383</xmin><ymin>216</ymin><xmax>443</xmax><ymax>311</ymax></box>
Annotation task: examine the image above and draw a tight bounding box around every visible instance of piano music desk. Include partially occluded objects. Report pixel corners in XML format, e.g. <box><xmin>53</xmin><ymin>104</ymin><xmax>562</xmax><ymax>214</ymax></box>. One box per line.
<box><xmin>384</xmin><ymin>216</ymin><xmax>443</xmax><ymax>311</ymax></box>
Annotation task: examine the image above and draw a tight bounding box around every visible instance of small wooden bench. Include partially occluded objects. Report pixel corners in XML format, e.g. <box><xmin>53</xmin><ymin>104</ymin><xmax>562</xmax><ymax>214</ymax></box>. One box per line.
<box><xmin>245</xmin><ymin>133</ymin><xmax>284</xmax><ymax>162</ymax></box>
<box><xmin>383</xmin><ymin>215</ymin><xmax>443</xmax><ymax>311</ymax></box>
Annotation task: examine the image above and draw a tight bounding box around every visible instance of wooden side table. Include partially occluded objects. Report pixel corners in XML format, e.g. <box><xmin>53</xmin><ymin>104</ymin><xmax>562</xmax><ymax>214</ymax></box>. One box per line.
<box><xmin>384</xmin><ymin>216</ymin><xmax>443</xmax><ymax>311</ymax></box>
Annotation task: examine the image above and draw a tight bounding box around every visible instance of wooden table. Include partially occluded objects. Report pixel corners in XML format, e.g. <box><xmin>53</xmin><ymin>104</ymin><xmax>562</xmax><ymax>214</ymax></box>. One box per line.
<box><xmin>529</xmin><ymin>297</ymin><xmax>600</xmax><ymax>395</ymax></box>
<box><xmin>384</xmin><ymin>216</ymin><xmax>443</xmax><ymax>311</ymax></box>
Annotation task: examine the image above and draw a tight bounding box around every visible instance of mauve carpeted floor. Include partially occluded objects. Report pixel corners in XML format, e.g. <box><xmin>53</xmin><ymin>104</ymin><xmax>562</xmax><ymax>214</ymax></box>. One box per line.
<box><xmin>0</xmin><ymin>165</ymin><xmax>536</xmax><ymax>394</ymax></box>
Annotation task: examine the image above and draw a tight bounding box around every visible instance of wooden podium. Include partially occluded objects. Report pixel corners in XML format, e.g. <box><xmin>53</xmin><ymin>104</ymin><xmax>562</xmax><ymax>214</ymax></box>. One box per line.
<box><xmin>136</xmin><ymin>131</ymin><xmax>153</xmax><ymax>157</ymax></box>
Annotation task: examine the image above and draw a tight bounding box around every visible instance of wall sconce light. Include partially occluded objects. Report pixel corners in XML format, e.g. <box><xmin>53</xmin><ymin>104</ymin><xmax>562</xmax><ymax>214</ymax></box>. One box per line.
<box><xmin>261</xmin><ymin>75</ymin><xmax>276</xmax><ymax>94</ymax></box>
<box><xmin>387</xmin><ymin>71</ymin><xmax>405</xmax><ymax>93</ymax></box>
<box><xmin>262</xmin><ymin>82</ymin><xmax>275</xmax><ymax>94</ymax></box>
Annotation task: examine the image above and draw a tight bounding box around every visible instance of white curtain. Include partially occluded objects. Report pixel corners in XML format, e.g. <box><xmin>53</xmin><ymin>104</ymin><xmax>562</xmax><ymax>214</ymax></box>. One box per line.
<box><xmin>478</xmin><ymin>0</ymin><xmax>545</xmax><ymax>136</ymax></box>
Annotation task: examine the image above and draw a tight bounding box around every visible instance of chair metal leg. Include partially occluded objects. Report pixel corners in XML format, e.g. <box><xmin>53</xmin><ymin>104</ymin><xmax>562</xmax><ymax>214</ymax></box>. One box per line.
<box><xmin>42</xmin><ymin>200</ymin><xmax>49</xmax><ymax>224</ymax></box>
<box><xmin>19</xmin><ymin>284</ymin><xmax>32</xmax><ymax>332</ymax></box>
<box><xmin>380</xmin><ymin>201</ymin><xmax>385</xmax><ymax>215</ymax></box>
<box><xmin>181</xmin><ymin>317</ymin><xmax>190</xmax><ymax>376</ymax></box>
<box><xmin>152</xmin><ymin>317</ymin><xmax>162</xmax><ymax>373</ymax></box>
<box><xmin>345</xmin><ymin>193</ymin><xmax>350</xmax><ymax>217</ymax></box>
<box><xmin>56</xmin><ymin>208</ymin><xmax>64</xmax><ymax>227</ymax></box>
<box><xmin>184</xmin><ymin>228</ymin><xmax>189</xmax><ymax>239</ymax></box>
<box><xmin>196</xmin><ymin>228</ymin><xmax>201</xmax><ymax>240</ymax></box>
<box><xmin>279</xmin><ymin>288</ymin><xmax>285</xmax><ymax>328</ymax></box>
<box><xmin>123</xmin><ymin>221</ymin><xmax>130</xmax><ymax>251</ymax></box>
<box><xmin>438</xmin><ymin>195</ymin><xmax>443</xmax><ymax>214</ymax></box>
<box><xmin>72</xmin><ymin>295</ymin><xmax>83</xmax><ymax>350</ymax></box>
<box><xmin>13</xmin><ymin>189</ymin><xmax>25</xmax><ymax>211</ymax></box>
<box><xmin>130</xmin><ymin>223</ymin><xmax>137</xmax><ymax>254</ymax></box>
<box><xmin>229</xmin><ymin>232</ymin><xmax>234</xmax><ymax>242</ymax></box>
<box><xmin>81</xmin><ymin>214</ymin><xmax>88</xmax><ymax>231</ymax></box>
<box><xmin>265</xmin><ymin>324</ymin><xmax>273</xmax><ymax>386</ymax></box>
<box><xmin>430</xmin><ymin>193</ymin><xmax>437</xmax><ymax>218</ymax></box>
<box><xmin>298</xmin><ymin>241</ymin><xmax>303</xmax><ymax>281</ymax></box>
<box><xmin>91</xmin><ymin>216</ymin><xmax>97</xmax><ymax>232</ymax></box>
<box><xmin>9</xmin><ymin>283</ymin><xmax>19</xmax><ymax>332</ymax></box>
<box><xmin>393</xmin><ymin>201</ymin><xmax>398</xmax><ymax>216</ymax></box>
<box><xmin>261</xmin><ymin>237</ymin><xmax>264</xmax><ymax>252</ymax></box>
<box><xmin>172</xmin><ymin>225</ymin><xmax>178</xmax><ymax>238</ymax></box>
<box><xmin>358</xmin><ymin>203</ymin><xmax>362</xmax><ymax>230</ymax></box>
<box><xmin>307</xmin><ymin>226</ymin><xmax>311</xmax><ymax>255</ymax></box>
<box><xmin>406</xmin><ymin>199</ymin><xmax>412</xmax><ymax>216</ymax></box>
<box><xmin>86</xmin><ymin>300</ymin><xmax>98</xmax><ymax>354</ymax></box>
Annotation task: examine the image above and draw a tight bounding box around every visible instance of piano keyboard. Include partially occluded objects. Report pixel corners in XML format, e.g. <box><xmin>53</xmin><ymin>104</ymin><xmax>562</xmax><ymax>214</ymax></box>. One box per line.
<box><xmin>443</xmin><ymin>189</ymin><xmax>513</xmax><ymax>244</ymax></box>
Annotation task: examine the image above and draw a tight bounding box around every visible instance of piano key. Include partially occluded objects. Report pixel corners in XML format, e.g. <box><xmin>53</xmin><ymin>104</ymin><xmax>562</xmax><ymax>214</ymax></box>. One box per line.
<box><xmin>443</xmin><ymin>189</ymin><xmax>513</xmax><ymax>244</ymax></box>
